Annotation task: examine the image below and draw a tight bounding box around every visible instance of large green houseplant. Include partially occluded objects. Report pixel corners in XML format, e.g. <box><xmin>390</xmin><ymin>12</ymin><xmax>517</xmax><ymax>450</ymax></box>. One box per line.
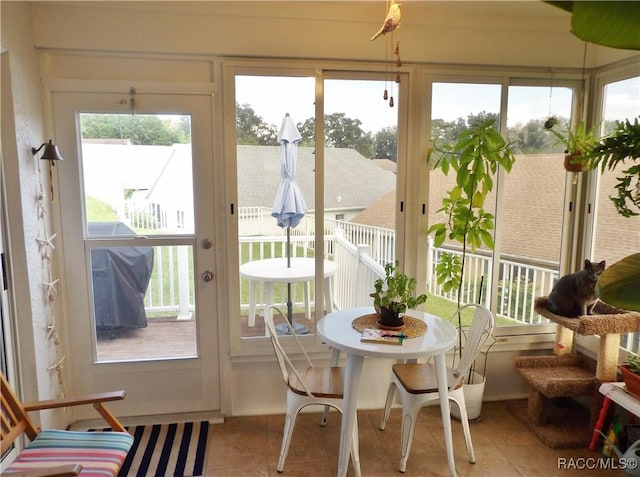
<box><xmin>428</xmin><ymin>117</ymin><xmax>515</xmax><ymax>419</ymax></box>
<box><xmin>587</xmin><ymin>117</ymin><xmax>640</xmax><ymax>312</ymax></box>
<box><xmin>428</xmin><ymin>117</ymin><xmax>516</xmax><ymax>308</ymax></box>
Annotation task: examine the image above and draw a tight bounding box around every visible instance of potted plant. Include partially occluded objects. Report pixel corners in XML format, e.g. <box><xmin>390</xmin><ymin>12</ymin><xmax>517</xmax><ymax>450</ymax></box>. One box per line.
<box><xmin>544</xmin><ymin>118</ymin><xmax>599</xmax><ymax>172</ymax></box>
<box><xmin>428</xmin><ymin>117</ymin><xmax>515</xmax><ymax>418</ymax></box>
<box><xmin>620</xmin><ymin>354</ymin><xmax>640</xmax><ymax>398</ymax></box>
<box><xmin>371</xmin><ymin>262</ymin><xmax>427</xmax><ymax>329</ymax></box>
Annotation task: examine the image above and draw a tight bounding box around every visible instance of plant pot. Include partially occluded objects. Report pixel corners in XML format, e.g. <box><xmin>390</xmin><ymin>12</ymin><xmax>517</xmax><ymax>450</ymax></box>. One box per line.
<box><xmin>564</xmin><ymin>153</ymin><xmax>589</xmax><ymax>172</ymax></box>
<box><xmin>620</xmin><ymin>364</ymin><xmax>640</xmax><ymax>398</ymax></box>
<box><xmin>379</xmin><ymin>307</ymin><xmax>404</xmax><ymax>329</ymax></box>
<box><xmin>451</xmin><ymin>370</ymin><xmax>485</xmax><ymax>421</ymax></box>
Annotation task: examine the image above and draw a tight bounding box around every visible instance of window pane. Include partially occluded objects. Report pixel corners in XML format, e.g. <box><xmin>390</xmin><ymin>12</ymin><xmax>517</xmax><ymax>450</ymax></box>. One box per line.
<box><xmin>592</xmin><ymin>76</ymin><xmax>640</xmax><ymax>354</ymax></box>
<box><xmin>93</xmin><ymin>244</ymin><xmax>197</xmax><ymax>361</ymax></box>
<box><xmin>235</xmin><ymin>75</ymin><xmax>316</xmax><ymax>338</ymax></box>
<box><xmin>501</xmin><ymin>85</ymin><xmax>573</xmax><ymax>325</ymax></box>
<box><xmin>428</xmin><ymin>83</ymin><xmax>500</xmax><ymax>323</ymax></box>
<box><xmin>324</xmin><ymin>78</ymin><xmax>398</xmax><ymax>310</ymax></box>
<box><xmin>80</xmin><ymin>113</ymin><xmax>198</xmax><ymax>361</ymax></box>
<box><xmin>81</xmin><ymin>114</ymin><xmax>194</xmax><ymax>235</ymax></box>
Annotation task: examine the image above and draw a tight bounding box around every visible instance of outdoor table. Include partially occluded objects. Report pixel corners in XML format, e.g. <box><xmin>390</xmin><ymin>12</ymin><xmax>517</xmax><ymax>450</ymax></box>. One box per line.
<box><xmin>240</xmin><ymin>257</ymin><xmax>338</xmax><ymax>326</ymax></box>
<box><xmin>317</xmin><ymin>306</ymin><xmax>458</xmax><ymax>477</ymax></box>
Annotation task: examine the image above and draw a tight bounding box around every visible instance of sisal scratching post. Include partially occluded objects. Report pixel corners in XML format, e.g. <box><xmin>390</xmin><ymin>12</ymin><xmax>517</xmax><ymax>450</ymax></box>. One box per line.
<box><xmin>554</xmin><ymin>326</ymin><xmax>574</xmax><ymax>355</ymax></box>
<box><xmin>513</xmin><ymin>298</ymin><xmax>640</xmax><ymax>449</ymax></box>
<box><xmin>597</xmin><ymin>334</ymin><xmax>620</xmax><ymax>382</ymax></box>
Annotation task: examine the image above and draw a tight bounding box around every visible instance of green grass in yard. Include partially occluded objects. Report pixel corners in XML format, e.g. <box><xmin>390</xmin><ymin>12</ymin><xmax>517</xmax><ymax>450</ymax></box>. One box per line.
<box><xmin>424</xmin><ymin>295</ymin><xmax>515</xmax><ymax>327</ymax></box>
<box><xmin>86</xmin><ymin>196</ymin><xmax>118</xmax><ymax>222</ymax></box>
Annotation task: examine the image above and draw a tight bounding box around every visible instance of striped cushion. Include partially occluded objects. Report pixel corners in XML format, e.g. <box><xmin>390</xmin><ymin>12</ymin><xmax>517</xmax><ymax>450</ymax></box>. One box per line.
<box><xmin>6</xmin><ymin>429</ymin><xmax>134</xmax><ymax>477</ymax></box>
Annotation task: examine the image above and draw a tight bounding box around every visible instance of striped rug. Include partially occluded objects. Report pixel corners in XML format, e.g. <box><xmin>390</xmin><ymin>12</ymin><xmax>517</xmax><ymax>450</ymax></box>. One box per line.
<box><xmin>96</xmin><ymin>421</ymin><xmax>209</xmax><ymax>477</ymax></box>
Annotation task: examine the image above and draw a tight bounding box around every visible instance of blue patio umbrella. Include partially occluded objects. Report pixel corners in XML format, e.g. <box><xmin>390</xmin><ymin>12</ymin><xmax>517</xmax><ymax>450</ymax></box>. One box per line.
<box><xmin>271</xmin><ymin>113</ymin><xmax>308</xmax><ymax>333</ymax></box>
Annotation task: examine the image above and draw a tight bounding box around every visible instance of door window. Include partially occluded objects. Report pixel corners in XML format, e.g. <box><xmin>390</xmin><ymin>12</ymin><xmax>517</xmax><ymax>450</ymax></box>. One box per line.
<box><xmin>80</xmin><ymin>114</ymin><xmax>197</xmax><ymax>361</ymax></box>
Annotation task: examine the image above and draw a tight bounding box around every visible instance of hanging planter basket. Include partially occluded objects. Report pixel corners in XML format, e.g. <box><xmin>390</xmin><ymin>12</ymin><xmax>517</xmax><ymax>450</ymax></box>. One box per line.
<box><xmin>563</xmin><ymin>153</ymin><xmax>589</xmax><ymax>172</ymax></box>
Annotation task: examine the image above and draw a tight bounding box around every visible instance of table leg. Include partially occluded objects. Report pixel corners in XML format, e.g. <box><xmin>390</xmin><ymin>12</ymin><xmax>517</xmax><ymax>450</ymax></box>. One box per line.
<box><xmin>265</xmin><ymin>283</ymin><xmax>274</xmax><ymax>317</ymax></box>
<box><xmin>248</xmin><ymin>280</ymin><xmax>257</xmax><ymax>327</ymax></box>
<box><xmin>435</xmin><ymin>352</ymin><xmax>456</xmax><ymax>477</ymax></box>
<box><xmin>337</xmin><ymin>354</ymin><xmax>364</xmax><ymax>477</ymax></box>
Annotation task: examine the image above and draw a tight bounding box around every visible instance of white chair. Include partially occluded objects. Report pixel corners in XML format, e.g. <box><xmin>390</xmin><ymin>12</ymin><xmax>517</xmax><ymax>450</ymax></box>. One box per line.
<box><xmin>379</xmin><ymin>303</ymin><xmax>495</xmax><ymax>472</ymax></box>
<box><xmin>264</xmin><ymin>305</ymin><xmax>361</xmax><ymax>476</ymax></box>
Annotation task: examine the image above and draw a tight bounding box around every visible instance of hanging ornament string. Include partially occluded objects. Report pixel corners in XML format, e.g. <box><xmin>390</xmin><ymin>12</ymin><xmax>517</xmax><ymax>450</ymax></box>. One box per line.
<box><xmin>578</xmin><ymin>42</ymin><xmax>587</xmax><ymax>120</ymax></box>
<box><xmin>34</xmin><ymin>152</ymin><xmax>66</xmax><ymax>398</ymax></box>
<box><xmin>370</xmin><ymin>0</ymin><xmax>402</xmax><ymax>107</ymax></box>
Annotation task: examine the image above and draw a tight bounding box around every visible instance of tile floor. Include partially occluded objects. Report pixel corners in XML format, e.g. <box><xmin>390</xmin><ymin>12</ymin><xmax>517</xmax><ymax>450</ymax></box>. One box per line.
<box><xmin>205</xmin><ymin>400</ymin><xmax>628</xmax><ymax>476</ymax></box>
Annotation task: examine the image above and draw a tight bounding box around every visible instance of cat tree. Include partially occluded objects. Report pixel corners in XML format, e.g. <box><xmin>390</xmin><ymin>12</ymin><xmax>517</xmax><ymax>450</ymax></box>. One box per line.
<box><xmin>515</xmin><ymin>298</ymin><xmax>640</xmax><ymax>448</ymax></box>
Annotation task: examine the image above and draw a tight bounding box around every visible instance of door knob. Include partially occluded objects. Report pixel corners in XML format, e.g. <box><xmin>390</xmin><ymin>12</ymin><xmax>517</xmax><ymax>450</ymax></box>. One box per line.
<box><xmin>201</xmin><ymin>270</ymin><xmax>214</xmax><ymax>282</ymax></box>
<box><xmin>201</xmin><ymin>238</ymin><xmax>212</xmax><ymax>249</ymax></box>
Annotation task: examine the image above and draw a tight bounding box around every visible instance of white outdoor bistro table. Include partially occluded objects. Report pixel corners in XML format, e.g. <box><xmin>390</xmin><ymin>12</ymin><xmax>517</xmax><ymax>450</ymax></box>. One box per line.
<box><xmin>240</xmin><ymin>257</ymin><xmax>338</xmax><ymax>326</ymax></box>
<box><xmin>317</xmin><ymin>306</ymin><xmax>458</xmax><ymax>477</ymax></box>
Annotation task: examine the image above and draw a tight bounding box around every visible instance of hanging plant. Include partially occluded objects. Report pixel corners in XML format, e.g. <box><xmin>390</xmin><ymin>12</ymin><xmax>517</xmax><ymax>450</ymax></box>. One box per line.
<box><xmin>544</xmin><ymin>119</ymin><xmax>599</xmax><ymax>172</ymax></box>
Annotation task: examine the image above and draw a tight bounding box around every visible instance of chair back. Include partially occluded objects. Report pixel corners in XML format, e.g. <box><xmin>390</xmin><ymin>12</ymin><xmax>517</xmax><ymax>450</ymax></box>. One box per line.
<box><xmin>448</xmin><ymin>304</ymin><xmax>495</xmax><ymax>388</ymax></box>
<box><xmin>1</xmin><ymin>372</ymin><xmax>40</xmax><ymax>453</ymax></box>
<box><xmin>263</xmin><ymin>305</ymin><xmax>315</xmax><ymax>397</ymax></box>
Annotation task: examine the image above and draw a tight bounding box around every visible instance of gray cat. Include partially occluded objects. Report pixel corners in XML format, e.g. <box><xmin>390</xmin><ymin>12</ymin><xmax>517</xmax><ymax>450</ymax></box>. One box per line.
<box><xmin>547</xmin><ymin>259</ymin><xmax>606</xmax><ymax>317</ymax></box>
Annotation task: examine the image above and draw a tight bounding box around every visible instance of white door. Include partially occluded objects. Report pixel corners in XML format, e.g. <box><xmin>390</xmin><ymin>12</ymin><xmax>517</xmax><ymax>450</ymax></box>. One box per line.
<box><xmin>52</xmin><ymin>91</ymin><xmax>219</xmax><ymax>417</ymax></box>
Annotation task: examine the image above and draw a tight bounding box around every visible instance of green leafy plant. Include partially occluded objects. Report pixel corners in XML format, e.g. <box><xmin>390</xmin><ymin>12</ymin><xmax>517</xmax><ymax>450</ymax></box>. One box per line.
<box><xmin>428</xmin><ymin>118</ymin><xmax>515</xmax><ymax>304</ymax></box>
<box><xmin>544</xmin><ymin>119</ymin><xmax>599</xmax><ymax>172</ymax></box>
<box><xmin>428</xmin><ymin>118</ymin><xmax>514</xmax><ymax>365</ymax></box>
<box><xmin>371</xmin><ymin>262</ymin><xmax>427</xmax><ymax>314</ymax></box>
<box><xmin>587</xmin><ymin>117</ymin><xmax>640</xmax><ymax>217</ymax></box>
<box><xmin>625</xmin><ymin>354</ymin><xmax>640</xmax><ymax>376</ymax></box>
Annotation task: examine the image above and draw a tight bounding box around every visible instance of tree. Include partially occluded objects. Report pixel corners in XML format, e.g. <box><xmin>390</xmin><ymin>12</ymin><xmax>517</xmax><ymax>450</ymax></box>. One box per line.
<box><xmin>375</xmin><ymin>126</ymin><xmax>397</xmax><ymax>161</ymax></box>
<box><xmin>236</xmin><ymin>103</ymin><xmax>278</xmax><ymax>145</ymax></box>
<box><xmin>299</xmin><ymin>113</ymin><xmax>375</xmax><ymax>157</ymax></box>
<box><xmin>81</xmin><ymin>114</ymin><xmax>190</xmax><ymax>145</ymax></box>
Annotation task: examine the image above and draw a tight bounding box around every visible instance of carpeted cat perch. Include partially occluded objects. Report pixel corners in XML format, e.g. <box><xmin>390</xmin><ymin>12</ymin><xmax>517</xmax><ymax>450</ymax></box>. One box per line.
<box><xmin>514</xmin><ymin>297</ymin><xmax>640</xmax><ymax>448</ymax></box>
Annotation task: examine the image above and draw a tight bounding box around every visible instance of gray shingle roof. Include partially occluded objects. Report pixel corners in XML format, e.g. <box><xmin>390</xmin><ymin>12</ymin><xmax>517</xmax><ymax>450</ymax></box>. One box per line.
<box><xmin>237</xmin><ymin>145</ymin><xmax>396</xmax><ymax>210</ymax></box>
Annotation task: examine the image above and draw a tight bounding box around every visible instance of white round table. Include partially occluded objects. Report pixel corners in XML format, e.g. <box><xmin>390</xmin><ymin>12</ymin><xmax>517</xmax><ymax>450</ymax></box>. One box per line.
<box><xmin>239</xmin><ymin>257</ymin><xmax>338</xmax><ymax>326</ymax></box>
<box><xmin>317</xmin><ymin>306</ymin><xmax>458</xmax><ymax>477</ymax></box>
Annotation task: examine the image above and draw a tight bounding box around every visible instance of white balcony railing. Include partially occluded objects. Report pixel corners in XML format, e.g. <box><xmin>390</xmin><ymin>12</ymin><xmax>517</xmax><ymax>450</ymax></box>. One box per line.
<box><xmin>138</xmin><ymin>213</ymin><xmax>639</xmax><ymax>355</ymax></box>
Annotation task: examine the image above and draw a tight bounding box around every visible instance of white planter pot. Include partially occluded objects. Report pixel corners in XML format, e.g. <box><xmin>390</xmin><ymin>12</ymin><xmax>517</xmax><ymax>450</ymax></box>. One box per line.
<box><xmin>451</xmin><ymin>370</ymin><xmax>486</xmax><ymax>421</ymax></box>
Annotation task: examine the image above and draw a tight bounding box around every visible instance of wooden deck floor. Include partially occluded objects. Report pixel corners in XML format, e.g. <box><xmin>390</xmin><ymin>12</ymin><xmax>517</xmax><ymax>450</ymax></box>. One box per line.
<box><xmin>96</xmin><ymin>312</ymin><xmax>316</xmax><ymax>361</ymax></box>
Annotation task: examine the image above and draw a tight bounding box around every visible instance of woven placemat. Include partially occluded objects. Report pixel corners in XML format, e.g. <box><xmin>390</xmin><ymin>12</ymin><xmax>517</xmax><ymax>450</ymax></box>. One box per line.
<box><xmin>352</xmin><ymin>313</ymin><xmax>427</xmax><ymax>338</ymax></box>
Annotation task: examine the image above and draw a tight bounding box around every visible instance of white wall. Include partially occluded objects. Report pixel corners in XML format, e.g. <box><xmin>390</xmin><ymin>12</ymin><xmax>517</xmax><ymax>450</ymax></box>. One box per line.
<box><xmin>28</xmin><ymin>1</ymin><xmax>635</xmax><ymax>68</ymax></box>
<box><xmin>0</xmin><ymin>1</ymin><xmax>68</xmax><ymax>429</ymax></box>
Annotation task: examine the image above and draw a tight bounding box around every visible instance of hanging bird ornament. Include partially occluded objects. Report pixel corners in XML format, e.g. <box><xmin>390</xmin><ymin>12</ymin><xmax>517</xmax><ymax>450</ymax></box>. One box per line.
<box><xmin>370</xmin><ymin>0</ymin><xmax>402</xmax><ymax>41</ymax></box>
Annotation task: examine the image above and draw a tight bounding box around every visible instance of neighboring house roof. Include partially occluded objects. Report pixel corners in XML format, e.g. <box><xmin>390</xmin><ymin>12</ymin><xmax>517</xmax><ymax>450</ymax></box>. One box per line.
<box><xmin>371</xmin><ymin>159</ymin><xmax>397</xmax><ymax>173</ymax></box>
<box><xmin>237</xmin><ymin>145</ymin><xmax>396</xmax><ymax>210</ymax></box>
<box><xmin>350</xmin><ymin>190</ymin><xmax>396</xmax><ymax>230</ymax></box>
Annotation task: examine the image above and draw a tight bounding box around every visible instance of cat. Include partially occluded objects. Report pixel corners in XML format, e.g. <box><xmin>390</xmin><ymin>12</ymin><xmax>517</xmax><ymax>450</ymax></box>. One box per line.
<box><xmin>546</xmin><ymin>259</ymin><xmax>606</xmax><ymax>318</ymax></box>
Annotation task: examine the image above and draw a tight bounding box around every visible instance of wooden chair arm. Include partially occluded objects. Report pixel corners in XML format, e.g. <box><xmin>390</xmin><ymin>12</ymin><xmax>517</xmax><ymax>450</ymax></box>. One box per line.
<box><xmin>23</xmin><ymin>391</ymin><xmax>127</xmax><ymax>432</ymax></box>
<box><xmin>22</xmin><ymin>390</ymin><xmax>126</xmax><ymax>411</ymax></box>
<box><xmin>3</xmin><ymin>463</ymin><xmax>82</xmax><ymax>477</ymax></box>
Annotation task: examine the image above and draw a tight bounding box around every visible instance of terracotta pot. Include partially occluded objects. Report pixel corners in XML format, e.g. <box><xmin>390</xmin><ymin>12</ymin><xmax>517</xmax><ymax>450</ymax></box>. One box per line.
<box><xmin>620</xmin><ymin>364</ymin><xmax>640</xmax><ymax>398</ymax></box>
<box><xmin>564</xmin><ymin>153</ymin><xmax>589</xmax><ymax>172</ymax></box>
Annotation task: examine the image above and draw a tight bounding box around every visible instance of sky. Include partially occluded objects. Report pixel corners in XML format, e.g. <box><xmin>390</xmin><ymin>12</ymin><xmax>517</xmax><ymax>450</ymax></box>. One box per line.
<box><xmin>236</xmin><ymin>75</ymin><xmax>639</xmax><ymax>134</ymax></box>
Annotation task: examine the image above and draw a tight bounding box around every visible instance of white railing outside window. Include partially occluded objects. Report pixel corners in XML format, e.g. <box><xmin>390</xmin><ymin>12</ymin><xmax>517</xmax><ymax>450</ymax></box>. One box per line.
<box><xmin>137</xmin><ymin>209</ymin><xmax>638</xmax><ymax>355</ymax></box>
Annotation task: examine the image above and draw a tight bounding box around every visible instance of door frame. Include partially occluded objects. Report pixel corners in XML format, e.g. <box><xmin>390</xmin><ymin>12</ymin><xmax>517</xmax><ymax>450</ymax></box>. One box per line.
<box><xmin>50</xmin><ymin>85</ymin><xmax>222</xmax><ymax>418</ymax></box>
